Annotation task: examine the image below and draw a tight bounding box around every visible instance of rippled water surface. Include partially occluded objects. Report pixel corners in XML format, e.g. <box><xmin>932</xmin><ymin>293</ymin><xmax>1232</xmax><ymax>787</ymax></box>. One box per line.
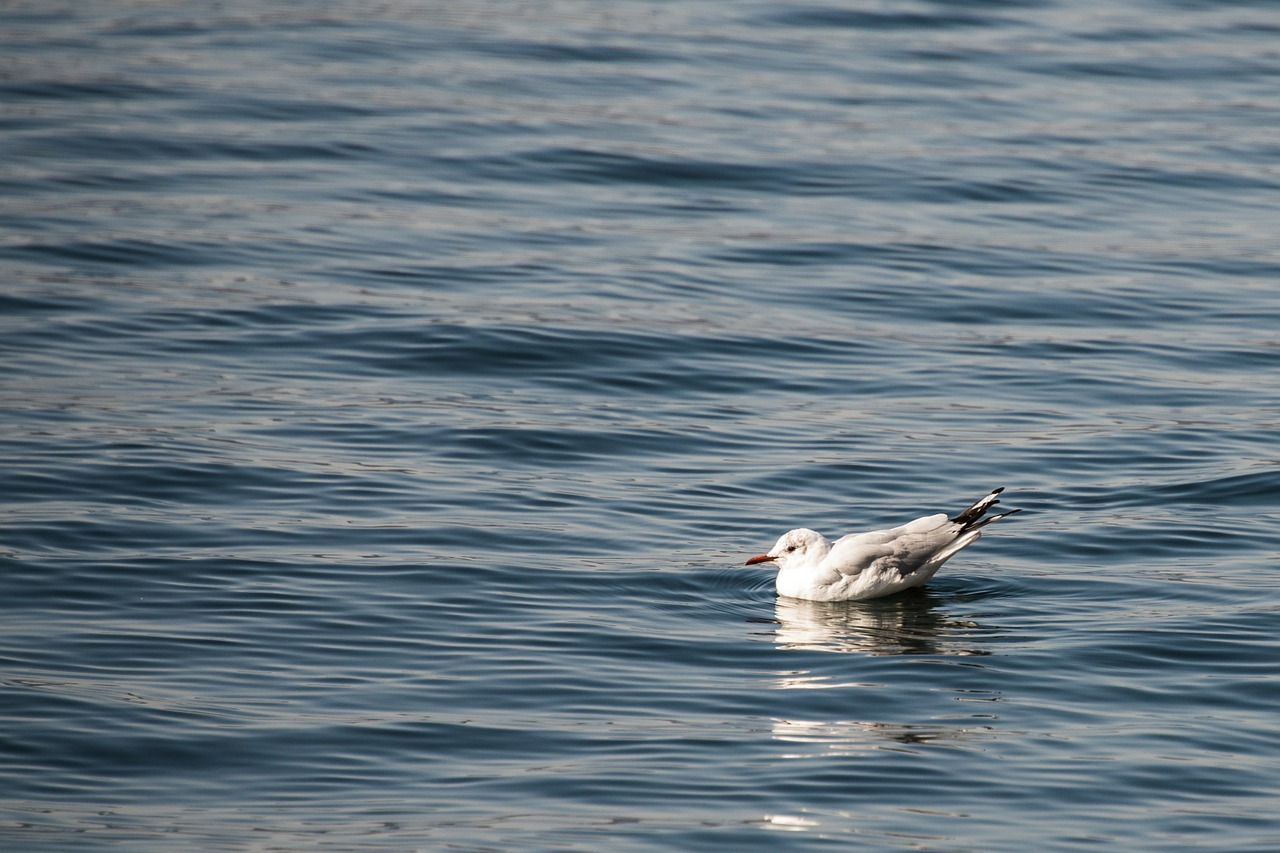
<box><xmin>3</xmin><ymin>1</ymin><xmax>1280</xmax><ymax>850</ymax></box>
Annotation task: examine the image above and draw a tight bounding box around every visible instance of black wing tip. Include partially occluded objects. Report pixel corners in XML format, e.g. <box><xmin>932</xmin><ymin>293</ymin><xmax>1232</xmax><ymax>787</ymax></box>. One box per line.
<box><xmin>971</xmin><ymin>506</ymin><xmax>1022</xmax><ymax>530</ymax></box>
<box><xmin>951</xmin><ymin>488</ymin><xmax>1018</xmax><ymax>528</ymax></box>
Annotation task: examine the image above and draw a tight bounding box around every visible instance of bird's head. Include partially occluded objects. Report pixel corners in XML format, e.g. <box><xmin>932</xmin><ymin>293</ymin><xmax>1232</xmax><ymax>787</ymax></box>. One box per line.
<box><xmin>745</xmin><ymin>528</ymin><xmax>825</xmax><ymax>568</ymax></box>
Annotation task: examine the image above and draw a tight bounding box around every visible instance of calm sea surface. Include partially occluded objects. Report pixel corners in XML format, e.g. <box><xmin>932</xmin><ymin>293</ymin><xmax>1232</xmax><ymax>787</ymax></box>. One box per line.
<box><xmin>3</xmin><ymin>1</ymin><xmax>1280</xmax><ymax>850</ymax></box>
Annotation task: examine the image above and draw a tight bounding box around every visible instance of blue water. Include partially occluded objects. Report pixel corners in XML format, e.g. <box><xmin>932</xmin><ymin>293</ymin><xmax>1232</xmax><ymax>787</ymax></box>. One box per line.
<box><xmin>3</xmin><ymin>1</ymin><xmax>1280</xmax><ymax>850</ymax></box>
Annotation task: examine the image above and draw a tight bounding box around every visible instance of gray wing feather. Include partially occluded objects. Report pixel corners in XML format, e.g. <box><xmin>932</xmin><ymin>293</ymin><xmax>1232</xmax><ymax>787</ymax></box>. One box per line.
<box><xmin>825</xmin><ymin>514</ymin><xmax>954</xmax><ymax>579</ymax></box>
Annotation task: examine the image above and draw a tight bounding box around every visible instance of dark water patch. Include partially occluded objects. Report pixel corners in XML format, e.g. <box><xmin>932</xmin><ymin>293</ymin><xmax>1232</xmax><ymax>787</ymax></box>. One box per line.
<box><xmin>1089</xmin><ymin>163</ymin><xmax>1280</xmax><ymax>195</ymax></box>
<box><xmin>1074</xmin><ymin>469</ymin><xmax>1280</xmax><ymax>510</ymax></box>
<box><xmin>464</xmin><ymin>38</ymin><xmax>668</xmax><ymax>64</ymax></box>
<box><xmin>719</xmin><ymin>240</ymin><xmax>1092</xmax><ymax>279</ymax></box>
<box><xmin>762</xmin><ymin>6</ymin><xmax>1017</xmax><ymax>30</ymax></box>
<box><xmin>5</xmin><ymin>237</ymin><xmax>229</xmax><ymax>270</ymax></box>
<box><xmin>0</xmin><ymin>77</ymin><xmax>186</xmax><ymax>104</ymax></box>
<box><xmin>335</xmin><ymin>259</ymin><xmax>561</xmax><ymax>287</ymax></box>
<box><xmin>0</xmin><ymin>514</ymin><xmax>264</xmax><ymax>560</ymax></box>
<box><xmin>1043</xmin><ymin>520</ymin><xmax>1272</xmax><ymax>562</ymax></box>
<box><xmin>0</xmin><ymin>288</ymin><xmax>100</xmax><ymax>316</ymax></box>
<box><xmin>998</xmin><ymin>335</ymin><xmax>1280</xmax><ymax>373</ymax></box>
<box><xmin>247</xmin><ymin>320</ymin><xmax>881</xmax><ymax>399</ymax></box>
<box><xmin>171</xmin><ymin>93</ymin><xmax>383</xmax><ymax>123</ymax></box>
<box><xmin>15</xmin><ymin>130</ymin><xmax>371</xmax><ymax>166</ymax></box>
<box><xmin>1</xmin><ymin>454</ymin><xmax>338</xmax><ymax>508</ymax></box>
<box><xmin>467</xmin><ymin>147</ymin><xmax>805</xmax><ymax>192</ymax></box>
<box><xmin>99</xmin><ymin>11</ymin><xmax>347</xmax><ymax>40</ymax></box>
<box><xmin>1042</xmin><ymin>55</ymin><xmax>1277</xmax><ymax>82</ymax></box>
<box><xmin>440</xmin><ymin>423</ymin><xmax>748</xmax><ymax>468</ymax></box>
<box><xmin>1140</xmin><ymin>253</ymin><xmax>1280</xmax><ymax>280</ymax></box>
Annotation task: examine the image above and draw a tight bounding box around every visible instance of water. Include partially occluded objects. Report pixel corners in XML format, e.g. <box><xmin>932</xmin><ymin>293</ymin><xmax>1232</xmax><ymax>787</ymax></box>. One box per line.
<box><xmin>3</xmin><ymin>1</ymin><xmax>1280</xmax><ymax>849</ymax></box>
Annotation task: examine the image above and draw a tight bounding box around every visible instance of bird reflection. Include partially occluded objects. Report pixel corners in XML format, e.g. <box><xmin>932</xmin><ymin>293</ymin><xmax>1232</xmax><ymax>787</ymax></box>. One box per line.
<box><xmin>770</xmin><ymin>717</ymin><xmax>996</xmax><ymax>758</ymax></box>
<box><xmin>758</xmin><ymin>593</ymin><xmax>1001</xmax><ymax>759</ymax></box>
<box><xmin>764</xmin><ymin>590</ymin><xmax>993</xmax><ymax>657</ymax></box>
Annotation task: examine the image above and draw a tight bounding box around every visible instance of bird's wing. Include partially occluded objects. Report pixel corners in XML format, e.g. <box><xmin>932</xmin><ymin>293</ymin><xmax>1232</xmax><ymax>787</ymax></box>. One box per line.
<box><xmin>824</xmin><ymin>513</ymin><xmax>955</xmax><ymax>579</ymax></box>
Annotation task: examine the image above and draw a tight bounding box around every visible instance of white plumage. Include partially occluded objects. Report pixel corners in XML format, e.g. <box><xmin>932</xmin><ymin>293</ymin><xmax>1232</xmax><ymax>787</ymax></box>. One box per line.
<box><xmin>745</xmin><ymin>488</ymin><xmax>1021</xmax><ymax>601</ymax></box>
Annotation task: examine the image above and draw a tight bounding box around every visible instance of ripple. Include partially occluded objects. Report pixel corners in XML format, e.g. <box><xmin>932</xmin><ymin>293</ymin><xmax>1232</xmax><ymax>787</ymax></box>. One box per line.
<box><xmin>4</xmin><ymin>1</ymin><xmax>1280</xmax><ymax>851</ymax></box>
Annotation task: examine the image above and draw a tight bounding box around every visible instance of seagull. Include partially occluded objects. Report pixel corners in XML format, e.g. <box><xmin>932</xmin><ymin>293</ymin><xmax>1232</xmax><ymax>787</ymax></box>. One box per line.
<box><xmin>745</xmin><ymin>488</ymin><xmax>1021</xmax><ymax>601</ymax></box>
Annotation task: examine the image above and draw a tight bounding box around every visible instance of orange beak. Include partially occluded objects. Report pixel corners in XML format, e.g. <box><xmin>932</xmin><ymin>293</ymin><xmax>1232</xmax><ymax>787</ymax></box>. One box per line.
<box><xmin>744</xmin><ymin>553</ymin><xmax>776</xmax><ymax>565</ymax></box>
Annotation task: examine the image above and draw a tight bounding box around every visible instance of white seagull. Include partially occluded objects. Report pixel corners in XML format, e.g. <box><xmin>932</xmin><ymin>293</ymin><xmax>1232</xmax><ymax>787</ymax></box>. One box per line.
<box><xmin>745</xmin><ymin>488</ymin><xmax>1021</xmax><ymax>601</ymax></box>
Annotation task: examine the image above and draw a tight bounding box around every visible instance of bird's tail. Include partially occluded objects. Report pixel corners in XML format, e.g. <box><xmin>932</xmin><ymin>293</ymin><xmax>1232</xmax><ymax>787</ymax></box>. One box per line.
<box><xmin>951</xmin><ymin>487</ymin><xmax>1022</xmax><ymax>531</ymax></box>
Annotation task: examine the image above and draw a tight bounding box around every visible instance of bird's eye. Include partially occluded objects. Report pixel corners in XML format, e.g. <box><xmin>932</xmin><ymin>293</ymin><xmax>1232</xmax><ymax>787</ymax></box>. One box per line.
<box><xmin>786</xmin><ymin>545</ymin><xmax>797</xmax><ymax>553</ymax></box>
